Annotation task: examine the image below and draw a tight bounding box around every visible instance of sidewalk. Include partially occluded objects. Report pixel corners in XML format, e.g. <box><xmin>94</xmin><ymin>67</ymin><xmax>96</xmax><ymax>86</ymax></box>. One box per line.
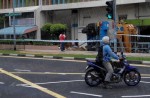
<box><xmin>21</xmin><ymin>49</ymin><xmax>98</xmax><ymax>55</ymax></box>
<box><xmin>21</xmin><ymin>49</ymin><xmax>150</xmax><ymax>57</ymax></box>
<box><xmin>1</xmin><ymin>49</ymin><xmax>150</xmax><ymax>65</ymax></box>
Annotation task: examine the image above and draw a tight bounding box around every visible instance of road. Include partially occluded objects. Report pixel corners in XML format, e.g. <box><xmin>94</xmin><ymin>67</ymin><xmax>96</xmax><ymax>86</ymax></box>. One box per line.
<box><xmin>0</xmin><ymin>56</ymin><xmax>150</xmax><ymax>98</ymax></box>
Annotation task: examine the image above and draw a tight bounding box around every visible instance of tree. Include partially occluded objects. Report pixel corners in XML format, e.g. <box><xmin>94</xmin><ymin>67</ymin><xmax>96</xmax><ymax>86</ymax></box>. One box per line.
<box><xmin>41</xmin><ymin>23</ymin><xmax>52</xmax><ymax>40</ymax></box>
<box><xmin>41</xmin><ymin>23</ymin><xmax>67</xmax><ymax>40</ymax></box>
<box><xmin>50</xmin><ymin>23</ymin><xmax>67</xmax><ymax>34</ymax></box>
<box><xmin>41</xmin><ymin>23</ymin><xmax>52</xmax><ymax>33</ymax></box>
<box><xmin>50</xmin><ymin>23</ymin><xmax>67</xmax><ymax>40</ymax></box>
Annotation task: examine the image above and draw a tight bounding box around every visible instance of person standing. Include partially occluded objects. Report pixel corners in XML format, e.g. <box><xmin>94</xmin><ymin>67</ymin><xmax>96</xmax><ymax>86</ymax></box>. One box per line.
<box><xmin>59</xmin><ymin>32</ymin><xmax>66</xmax><ymax>51</ymax></box>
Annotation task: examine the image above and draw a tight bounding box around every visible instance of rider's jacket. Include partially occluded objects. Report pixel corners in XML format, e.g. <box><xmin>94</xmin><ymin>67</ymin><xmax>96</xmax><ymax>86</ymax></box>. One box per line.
<box><xmin>103</xmin><ymin>44</ymin><xmax>119</xmax><ymax>62</ymax></box>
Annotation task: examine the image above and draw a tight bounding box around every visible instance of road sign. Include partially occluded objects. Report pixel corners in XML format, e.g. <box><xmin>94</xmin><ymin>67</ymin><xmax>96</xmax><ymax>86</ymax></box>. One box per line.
<box><xmin>5</xmin><ymin>13</ymin><xmax>22</xmax><ymax>17</ymax></box>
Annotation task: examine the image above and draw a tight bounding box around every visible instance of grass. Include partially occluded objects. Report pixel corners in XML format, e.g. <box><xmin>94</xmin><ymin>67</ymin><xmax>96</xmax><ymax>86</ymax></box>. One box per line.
<box><xmin>0</xmin><ymin>50</ymin><xmax>20</xmax><ymax>54</ymax></box>
<box><xmin>127</xmin><ymin>57</ymin><xmax>150</xmax><ymax>61</ymax></box>
<box><xmin>0</xmin><ymin>50</ymin><xmax>150</xmax><ymax>61</ymax></box>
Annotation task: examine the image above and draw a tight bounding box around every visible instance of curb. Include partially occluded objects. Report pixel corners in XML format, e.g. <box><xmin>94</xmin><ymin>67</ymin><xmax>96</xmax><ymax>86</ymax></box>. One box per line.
<box><xmin>0</xmin><ymin>53</ymin><xmax>150</xmax><ymax>65</ymax></box>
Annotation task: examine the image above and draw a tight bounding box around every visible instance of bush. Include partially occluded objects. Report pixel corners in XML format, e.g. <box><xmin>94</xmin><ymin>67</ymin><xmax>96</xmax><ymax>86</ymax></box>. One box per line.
<box><xmin>50</xmin><ymin>23</ymin><xmax>67</xmax><ymax>34</ymax></box>
<box><xmin>41</xmin><ymin>23</ymin><xmax>67</xmax><ymax>40</ymax></box>
<box><xmin>41</xmin><ymin>23</ymin><xmax>52</xmax><ymax>33</ymax></box>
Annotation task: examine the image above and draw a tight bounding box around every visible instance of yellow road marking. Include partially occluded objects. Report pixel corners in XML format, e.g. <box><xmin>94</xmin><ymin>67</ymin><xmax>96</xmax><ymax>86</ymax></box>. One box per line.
<box><xmin>0</xmin><ymin>68</ymin><xmax>66</xmax><ymax>98</ymax></box>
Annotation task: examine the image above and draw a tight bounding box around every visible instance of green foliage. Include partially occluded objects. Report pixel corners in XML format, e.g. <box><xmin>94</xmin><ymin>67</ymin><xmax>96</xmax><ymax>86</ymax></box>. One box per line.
<box><xmin>41</xmin><ymin>23</ymin><xmax>67</xmax><ymax>40</ymax></box>
<box><xmin>50</xmin><ymin>23</ymin><xmax>67</xmax><ymax>34</ymax></box>
<box><xmin>41</xmin><ymin>23</ymin><xmax>52</xmax><ymax>33</ymax></box>
<box><xmin>0</xmin><ymin>16</ymin><xmax>5</xmax><ymax>24</ymax></box>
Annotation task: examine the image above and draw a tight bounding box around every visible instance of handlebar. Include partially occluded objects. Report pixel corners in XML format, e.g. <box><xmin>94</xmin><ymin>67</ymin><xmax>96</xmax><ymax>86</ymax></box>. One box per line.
<box><xmin>117</xmin><ymin>52</ymin><xmax>126</xmax><ymax>60</ymax></box>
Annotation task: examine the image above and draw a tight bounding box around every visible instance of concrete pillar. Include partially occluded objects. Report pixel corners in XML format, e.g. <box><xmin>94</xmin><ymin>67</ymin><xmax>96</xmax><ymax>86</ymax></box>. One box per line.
<box><xmin>35</xmin><ymin>7</ymin><xmax>41</xmax><ymax>39</ymax></box>
<box><xmin>71</xmin><ymin>10</ymin><xmax>78</xmax><ymax>40</ymax></box>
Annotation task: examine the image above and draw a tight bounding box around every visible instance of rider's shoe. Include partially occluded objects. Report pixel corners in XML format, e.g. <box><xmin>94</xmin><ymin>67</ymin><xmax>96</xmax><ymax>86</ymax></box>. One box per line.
<box><xmin>102</xmin><ymin>81</ymin><xmax>112</xmax><ymax>89</ymax></box>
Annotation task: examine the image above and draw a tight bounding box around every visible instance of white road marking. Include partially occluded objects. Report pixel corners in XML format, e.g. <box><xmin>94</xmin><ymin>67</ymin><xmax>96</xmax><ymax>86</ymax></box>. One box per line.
<box><xmin>141</xmin><ymin>77</ymin><xmax>150</xmax><ymax>79</ymax></box>
<box><xmin>14</xmin><ymin>69</ymin><xmax>31</xmax><ymax>72</ymax></box>
<box><xmin>16</xmin><ymin>80</ymin><xmax>84</xmax><ymax>87</ymax></box>
<box><xmin>70</xmin><ymin>91</ymin><xmax>103</xmax><ymax>97</ymax></box>
<box><xmin>131</xmin><ymin>64</ymin><xmax>150</xmax><ymax>68</ymax></box>
<box><xmin>122</xmin><ymin>95</ymin><xmax>150</xmax><ymax>97</ymax></box>
<box><xmin>0</xmin><ymin>82</ymin><xmax>5</xmax><ymax>84</ymax></box>
<box><xmin>44</xmin><ymin>72</ymin><xmax>67</xmax><ymax>75</ymax></box>
<box><xmin>140</xmin><ymin>81</ymin><xmax>150</xmax><ymax>84</ymax></box>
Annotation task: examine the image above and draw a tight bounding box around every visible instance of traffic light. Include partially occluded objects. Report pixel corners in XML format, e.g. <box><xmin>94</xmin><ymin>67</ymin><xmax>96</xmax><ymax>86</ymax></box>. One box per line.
<box><xmin>106</xmin><ymin>1</ymin><xmax>113</xmax><ymax>19</ymax></box>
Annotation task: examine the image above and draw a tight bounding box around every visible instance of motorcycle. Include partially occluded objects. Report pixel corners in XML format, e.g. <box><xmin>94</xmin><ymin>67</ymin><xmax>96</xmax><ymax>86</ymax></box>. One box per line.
<box><xmin>84</xmin><ymin>52</ymin><xmax>141</xmax><ymax>87</ymax></box>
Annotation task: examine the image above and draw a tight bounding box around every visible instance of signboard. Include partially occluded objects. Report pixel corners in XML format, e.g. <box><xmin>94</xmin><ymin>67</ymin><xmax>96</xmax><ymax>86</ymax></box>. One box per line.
<box><xmin>5</xmin><ymin>13</ymin><xmax>22</xmax><ymax>17</ymax></box>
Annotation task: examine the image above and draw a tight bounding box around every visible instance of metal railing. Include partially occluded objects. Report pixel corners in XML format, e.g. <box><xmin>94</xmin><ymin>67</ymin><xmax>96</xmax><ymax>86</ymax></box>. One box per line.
<box><xmin>0</xmin><ymin>34</ymin><xmax>149</xmax><ymax>53</ymax></box>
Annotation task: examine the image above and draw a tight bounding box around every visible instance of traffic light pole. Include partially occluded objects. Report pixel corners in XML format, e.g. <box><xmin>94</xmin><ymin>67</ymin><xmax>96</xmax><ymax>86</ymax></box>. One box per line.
<box><xmin>113</xmin><ymin>0</ymin><xmax>117</xmax><ymax>52</ymax></box>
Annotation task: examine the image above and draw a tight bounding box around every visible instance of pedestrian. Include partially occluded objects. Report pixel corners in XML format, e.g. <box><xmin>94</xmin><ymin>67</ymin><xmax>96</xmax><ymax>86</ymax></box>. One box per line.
<box><xmin>59</xmin><ymin>32</ymin><xmax>66</xmax><ymax>51</ymax></box>
<box><xmin>72</xmin><ymin>39</ymin><xmax>79</xmax><ymax>48</ymax></box>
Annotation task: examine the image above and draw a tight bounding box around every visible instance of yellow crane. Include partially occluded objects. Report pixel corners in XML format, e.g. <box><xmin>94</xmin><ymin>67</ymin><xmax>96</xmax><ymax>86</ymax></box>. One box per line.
<box><xmin>117</xmin><ymin>23</ymin><xmax>138</xmax><ymax>52</ymax></box>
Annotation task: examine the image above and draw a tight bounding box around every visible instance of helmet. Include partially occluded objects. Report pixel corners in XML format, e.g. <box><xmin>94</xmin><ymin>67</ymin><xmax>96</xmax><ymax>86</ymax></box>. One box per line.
<box><xmin>102</xmin><ymin>36</ymin><xmax>110</xmax><ymax>43</ymax></box>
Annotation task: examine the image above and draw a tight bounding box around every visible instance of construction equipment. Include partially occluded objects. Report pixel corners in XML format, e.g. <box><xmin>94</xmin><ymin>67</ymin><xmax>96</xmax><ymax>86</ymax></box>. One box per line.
<box><xmin>82</xmin><ymin>21</ymin><xmax>138</xmax><ymax>52</ymax></box>
<box><xmin>117</xmin><ymin>23</ymin><xmax>138</xmax><ymax>52</ymax></box>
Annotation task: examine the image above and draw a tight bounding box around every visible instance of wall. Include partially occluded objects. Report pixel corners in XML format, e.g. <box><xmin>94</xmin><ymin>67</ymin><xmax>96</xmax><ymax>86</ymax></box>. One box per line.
<box><xmin>52</xmin><ymin>10</ymin><xmax>72</xmax><ymax>39</ymax></box>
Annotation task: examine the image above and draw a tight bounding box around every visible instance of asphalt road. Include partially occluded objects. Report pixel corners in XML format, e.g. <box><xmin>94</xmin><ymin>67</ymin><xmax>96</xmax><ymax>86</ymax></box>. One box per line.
<box><xmin>0</xmin><ymin>56</ymin><xmax>150</xmax><ymax>98</ymax></box>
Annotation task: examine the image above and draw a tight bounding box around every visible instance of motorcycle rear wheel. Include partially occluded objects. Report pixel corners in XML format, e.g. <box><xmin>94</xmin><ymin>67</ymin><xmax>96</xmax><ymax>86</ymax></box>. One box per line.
<box><xmin>124</xmin><ymin>70</ymin><xmax>141</xmax><ymax>86</ymax></box>
<box><xmin>84</xmin><ymin>69</ymin><xmax>102</xmax><ymax>87</ymax></box>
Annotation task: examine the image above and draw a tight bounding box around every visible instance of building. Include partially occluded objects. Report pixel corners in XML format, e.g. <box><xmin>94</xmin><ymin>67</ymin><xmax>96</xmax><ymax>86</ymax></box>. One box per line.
<box><xmin>0</xmin><ymin>0</ymin><xmax>150</xmax><ymax>40</ymax></box>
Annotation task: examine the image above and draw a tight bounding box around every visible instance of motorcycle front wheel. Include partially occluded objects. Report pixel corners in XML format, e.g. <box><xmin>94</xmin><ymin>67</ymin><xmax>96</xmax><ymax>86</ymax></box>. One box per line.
<box><xmin>84</xmin><ymin>69</ymin><xmax>102</xmax><ymax>87</ymax></box>
<box><xmin>124</xmin><ymin>70</ymin><xmax>141</xmax><ymax>86</ymax></box>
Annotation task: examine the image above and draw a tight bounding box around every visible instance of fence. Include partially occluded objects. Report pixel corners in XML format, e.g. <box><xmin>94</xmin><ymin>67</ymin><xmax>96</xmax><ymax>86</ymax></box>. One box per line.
<box><xmin>116</xmin><ymin>34</ymin><xmax>150</xmax><ymax>53</ymax></box>
<box><xmin>0</xmin><ymin>34</ymin><xmax>150</xmax><ymax>53</ymax></box>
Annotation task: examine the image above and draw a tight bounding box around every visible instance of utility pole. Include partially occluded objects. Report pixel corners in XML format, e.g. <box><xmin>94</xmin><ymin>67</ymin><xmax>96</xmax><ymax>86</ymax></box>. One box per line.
<box><xmin>113</xmin><ymin>0</ymin><xmax>117</xmax><ymax>52</ymax></box>
<box><xmin>13</xmin><ymin>0</ymin><xmax>16</xmax><ymax>50</ymax></box>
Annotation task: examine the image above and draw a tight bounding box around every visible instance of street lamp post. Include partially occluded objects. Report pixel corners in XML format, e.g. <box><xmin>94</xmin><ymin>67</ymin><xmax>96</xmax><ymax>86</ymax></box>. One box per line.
<box><xmin>13</xmin><ymin>0</ymin><xmax>16</xmax><ymax>50</ymax></box>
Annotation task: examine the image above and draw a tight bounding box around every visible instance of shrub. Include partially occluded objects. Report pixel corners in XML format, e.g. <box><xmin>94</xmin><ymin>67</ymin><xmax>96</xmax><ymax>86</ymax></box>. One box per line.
<box><xmin>41</xmin><ymin>23</ymin><xmax>52</xmax><ymax>33</ymax></box>
<box><xmin>50</xmin><ymin>23</ymin><xmax>67</xmax><ymax>34</ymax></box>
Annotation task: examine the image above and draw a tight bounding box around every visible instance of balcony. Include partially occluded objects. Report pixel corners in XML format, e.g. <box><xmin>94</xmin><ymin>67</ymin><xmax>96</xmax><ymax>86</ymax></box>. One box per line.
<box><xmin>42</xmin><ymin>0</ymin><xmax>99</xmax><ymax>5</ymax></box>
<box><xmin>0</xmin><ymin>0</ymin><xmax>147</xmax><ymax>10</ymax></box>
<box><xmin>41</xmin><ymin>0</ymin><xmax>105</xmax><ymax>11</ymax></box>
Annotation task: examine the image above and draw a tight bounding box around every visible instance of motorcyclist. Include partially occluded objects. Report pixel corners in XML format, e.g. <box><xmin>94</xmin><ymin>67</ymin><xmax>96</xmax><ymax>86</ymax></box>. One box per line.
<box><xmin>102</xmin><ymin>36</ymin><xmax>119</xmax><ymax>89</ymax></box>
